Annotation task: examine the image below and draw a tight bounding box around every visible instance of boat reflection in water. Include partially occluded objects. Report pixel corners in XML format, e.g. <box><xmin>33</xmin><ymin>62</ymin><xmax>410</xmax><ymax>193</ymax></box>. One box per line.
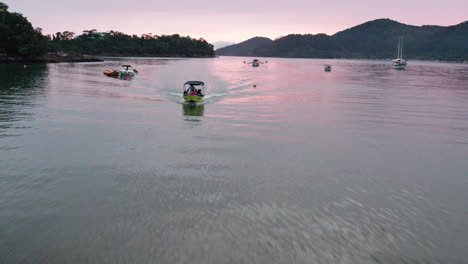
<box><xmin>183</xmin><ymin>103</ymin><xmax>204</xmax><ymax>117</ymax></box>
<box><xmin>182</xmin><ymin>103</ymin><xmax>204</xmax><ymax>127</ymax></box>
<box><xmin>119</xmin><ymin>74</ymin><xmax>134</xmax><ymax>81</ymax></box>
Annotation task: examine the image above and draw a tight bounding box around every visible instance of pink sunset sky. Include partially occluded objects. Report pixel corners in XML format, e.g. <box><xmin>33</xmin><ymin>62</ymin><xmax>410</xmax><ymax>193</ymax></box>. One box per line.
<box><xmin>3</xmin><ymin>0</ymin><xmax>467</xmax><ymax>45</ymax></box>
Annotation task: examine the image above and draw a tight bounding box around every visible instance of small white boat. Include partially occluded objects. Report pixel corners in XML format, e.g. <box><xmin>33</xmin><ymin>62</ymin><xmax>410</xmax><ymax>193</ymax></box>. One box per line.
<box><xmin>324</xmin><ymin>64</ymin><xmax>331</xmax><ymax>71</ymax></box>
<box><xmin>119</xmin><ymin>65</ymin><xmax>137</xmax><ymax>76</ymax></box>
<box><xmin>392</xmin><ymin>39</ymin><xmax>407</xmax><ymax>69</ymax></box>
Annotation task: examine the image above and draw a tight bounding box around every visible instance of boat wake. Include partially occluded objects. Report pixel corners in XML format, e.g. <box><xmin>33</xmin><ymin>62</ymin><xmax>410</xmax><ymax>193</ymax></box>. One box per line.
<box><xmin>165</xmin><ymin>91</ymin><xmax>229</xmax><ymax>104</ymax></box>
<box><xmin>203</xmin><ymin>93</ymin><xmax>229</xmax><ymax>99</ymax></box>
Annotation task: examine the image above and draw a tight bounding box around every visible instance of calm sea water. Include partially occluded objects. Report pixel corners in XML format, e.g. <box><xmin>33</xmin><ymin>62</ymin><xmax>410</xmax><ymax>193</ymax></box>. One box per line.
<box><xmin>1</xmin><ymin>57</ymin><xmax>467</xmax><ymax>264</ymax></box>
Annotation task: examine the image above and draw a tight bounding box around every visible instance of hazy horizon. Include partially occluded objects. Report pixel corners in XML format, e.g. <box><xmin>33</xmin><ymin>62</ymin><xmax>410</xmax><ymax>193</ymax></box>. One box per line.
<box><xmin>3</xmin><ymin>0</ymin><xmax>467</xmax><ymax>44</ymax></box>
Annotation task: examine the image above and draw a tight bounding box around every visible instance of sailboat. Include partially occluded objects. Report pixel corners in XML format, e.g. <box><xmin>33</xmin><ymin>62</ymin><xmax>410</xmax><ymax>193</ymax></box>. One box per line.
<box><xmin>392</xmin><ymin>38</ymin><xmax>407</xmax><ymax>69</ymax></box>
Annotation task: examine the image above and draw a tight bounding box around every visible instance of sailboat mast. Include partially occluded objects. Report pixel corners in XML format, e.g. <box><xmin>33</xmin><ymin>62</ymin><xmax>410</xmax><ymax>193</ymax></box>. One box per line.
<box><xmin>400</xmin><ymin>39</ymin><xmax>403</xmax><ymax>59</ymax></box>
<box><xmin>397</xmin><ymin>39</ymin><xmax>400</xmax><ymax>58</ymax></box>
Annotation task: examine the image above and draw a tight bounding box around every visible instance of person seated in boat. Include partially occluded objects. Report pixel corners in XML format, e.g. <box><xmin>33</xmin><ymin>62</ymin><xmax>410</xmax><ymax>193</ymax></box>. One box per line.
<box><xmin>187</xmin><ymin>85</ymin><xmax>196</xmax><ymax>95</ymax></box>
<box><xmin>197</xmin><ymin>89</ymin><xmax>203</xmax><ymax>96</ymax></box>
<box><xmin>184</xmin><ymin>85</ymin><xmax>191</xmax><ymax>95</ymax></box>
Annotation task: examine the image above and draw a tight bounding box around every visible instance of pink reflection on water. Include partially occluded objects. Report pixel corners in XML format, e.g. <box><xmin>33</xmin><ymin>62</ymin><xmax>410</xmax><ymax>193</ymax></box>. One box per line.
<box><xmin>211</xmin><ymin>57</ymin><xmax>350</xmax><ymax>106</ymax></box>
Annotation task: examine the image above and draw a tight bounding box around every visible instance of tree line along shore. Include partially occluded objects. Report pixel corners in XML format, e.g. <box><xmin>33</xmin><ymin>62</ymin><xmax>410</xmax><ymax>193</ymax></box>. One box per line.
<box><xmin>0</xmin><ymin>2</ymin><xmax>215</xmax><ymax>63</ymax></box>
<box><xmin>2</xmin><ymin>1</ymin><xmax>466</xmax><ymax>63</ymax></box>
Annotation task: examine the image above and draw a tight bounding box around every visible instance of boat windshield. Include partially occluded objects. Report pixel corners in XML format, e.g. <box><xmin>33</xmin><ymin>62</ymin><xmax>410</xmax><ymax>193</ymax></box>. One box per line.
<box><xmin>185</xmin><ymin>84</ymin><xmax>203</xmax><ymax>90</ymax></box>
<box><xmin>183</xmin><ymin>83</ymin><xmax>205</xmax><ymax>96</ymax></box>
<box><xmin>120</xmin><ymin>65</ymin><xmax>132</xmax><ymax>71</ymax></box>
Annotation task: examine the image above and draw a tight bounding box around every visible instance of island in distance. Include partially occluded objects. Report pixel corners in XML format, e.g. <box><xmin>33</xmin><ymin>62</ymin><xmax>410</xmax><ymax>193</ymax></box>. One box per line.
<box><xmin>1</xmin><ymin>0</ymin><xmax>466</xmax><ymax>64</ymax></box>
<box><xmin>0</xmin><ymin>1</ymin><xmax>215</xmax><ymax>63</ymax></box>
<box><xmin>216</xmin><ymin>19</ymin><xmax>468</xmax><ymax>62</ymax></box>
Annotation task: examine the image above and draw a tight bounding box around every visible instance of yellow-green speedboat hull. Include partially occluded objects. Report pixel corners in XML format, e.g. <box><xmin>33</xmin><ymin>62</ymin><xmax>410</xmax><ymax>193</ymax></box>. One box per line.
<box><xmin>184</xmin><ymin>95</ymin><xmax>203</xmax><ymax>102</ymax></box>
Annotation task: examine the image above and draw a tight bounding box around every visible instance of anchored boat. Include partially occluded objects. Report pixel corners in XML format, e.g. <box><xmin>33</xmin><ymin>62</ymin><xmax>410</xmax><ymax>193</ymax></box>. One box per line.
<box><xmin>183</xmin><ymin>81</ymin><xmax>205</xmax><ymax>102</ymax></box>
<box><xmin>392</xmin><ymin>39</ymin><xmax>407</xmax><ymax>70</ymax></box>
<box><xmin>244</xmin><ymin>59</ymin><xmax>268</xmax><ymax>67</ymax></box>
<box><xmin>103</xmin><ymin>65</ymin><xmax>138</xmax><ymax>79</ymax></box>
<box><xmin>324</xmin><ymin>64</ymin><xmax>331</xmax><ymax>71</ymax></box>
<box><xmin>120</xmin><ymin>65</ymin><xmax>137</xmax><ymax>76</ymax></box>
<box><xmin>103</xmin><ymin>70</ymin><xmax>119</xmax><ymax>77</ymax></box>
<box><xmin>252</xmin><ymin>59</ymin><xmax>260</xmax><ymax>67</ymax></box>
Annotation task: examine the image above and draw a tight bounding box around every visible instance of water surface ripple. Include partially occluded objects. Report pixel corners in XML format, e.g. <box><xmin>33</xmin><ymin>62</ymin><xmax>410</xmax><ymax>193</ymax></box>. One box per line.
<box><xmin>1</xmin><ymin>58</ymin><xmax>467</xmax><ymax>263</ymax></box>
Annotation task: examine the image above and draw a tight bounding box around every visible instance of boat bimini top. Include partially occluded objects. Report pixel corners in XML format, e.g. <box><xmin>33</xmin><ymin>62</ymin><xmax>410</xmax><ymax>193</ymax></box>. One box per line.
<box><xmin>183</xmin><ymin>81</ymin><xmax>205</xmax><ymax>95</ymax></box>
<box><xmin>120</xmin><ymin>65</ymin><xmax>133</xmax><ymax>71</ymax></box>
<box><xmin>184</xmin><ymin>81</ymin><xmax>205</xmax><ymax>86</ymax></box>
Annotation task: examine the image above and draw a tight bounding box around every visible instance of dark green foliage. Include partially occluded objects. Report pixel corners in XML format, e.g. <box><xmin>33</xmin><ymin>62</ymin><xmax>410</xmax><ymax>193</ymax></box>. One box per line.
<box><xmin>273</xmin><ymin>34</ymin><xmax>341</xmax><ymax>58</ymax></box>
<box><xmin>217</xmin><ymin>19</ymin><xmax>468</xmax><ymax>61</ymax></box>
<box><xmin>216</xmin><ymin>37</ymin><xmax>274</xmax><ymax>56</ymax></box>
<box><xmin>0</xmin><ymin>2</ymin><xmax>48</xmax><ymax>57</ymax></box>
<box><xmin>50</xmin><ymin>30</ymin><xmax>215</xmax><ymax>57</ymax></box>
<box><xmin>0</xmin><ymin>2</ymin><xmax>7</xmax><ymax>12</ymax></box>
<box><xmin>0</xmin><ymin>1</ymin><xmax>214</xmax><ymax>58</ymax></box>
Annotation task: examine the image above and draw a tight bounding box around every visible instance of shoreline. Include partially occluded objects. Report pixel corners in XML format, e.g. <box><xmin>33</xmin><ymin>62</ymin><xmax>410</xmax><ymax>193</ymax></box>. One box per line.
<box><xmin>95</xmin><ymin>53</ymin><xmax>216</xmax><ymax>58</ymax></box>
<box><xmin>0</xmin><ymin>54</ymin><xmax>103</xmax><ymax>64</ymax></box>
<box><xmin>215</xmin><ymin>55</ymin><xmax>468</xmax><ymax>63</ymax></box>
<box><xmin>0</xmin><ymin>54</ymin><xmax>216</xmax><ymax>64</ymax></box>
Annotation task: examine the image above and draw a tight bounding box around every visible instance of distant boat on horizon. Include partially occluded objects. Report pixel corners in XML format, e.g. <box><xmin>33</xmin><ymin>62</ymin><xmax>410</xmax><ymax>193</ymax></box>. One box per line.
<box><xmin>244</xmin><ymin>59</ymin><xmax>268</xmax><ymax>67</ymax></box>
<box><xmin>392</xmin><ymin>38</ymin><xmax>407</xmax><ymax>69</ymax></box>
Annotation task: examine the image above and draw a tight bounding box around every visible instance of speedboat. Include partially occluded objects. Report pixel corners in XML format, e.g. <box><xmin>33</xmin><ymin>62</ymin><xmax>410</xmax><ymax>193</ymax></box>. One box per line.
<box><xmin>252</xmin><ymin>59</ymin><xmax>260</xmax><ymax>67</ymax></box>
<box><xmin>244</xmin><ymin>59</ymin><xmax>268</xmax><ymax>67</ymax></box>
<box><xmin>392</xmin><ymin>39</ymin><xmax>407</xmax><ymax>70</ymax></box>
<box><xmin>324</xmin><ymin>64</ymin><xmax>331</xmax><ymax>71</ymax></box>
<box><xmin>119</xmin><ymin>65</ymin><xmax>137</xmax><ymax>76</ymax></box>
<box><xmin>183</xmin><ymin>81</ymin><xmax>205</xmax><ymax>102</ymax></box>
<box><xmin>104</xmin><ymin>65</ymin><xmax>138</xmax><ymax>79</ymax></box>
<box><xmin>103</xmin><ymin>70</ymin><xmax>119</xmax><ymax>77</ymax></box>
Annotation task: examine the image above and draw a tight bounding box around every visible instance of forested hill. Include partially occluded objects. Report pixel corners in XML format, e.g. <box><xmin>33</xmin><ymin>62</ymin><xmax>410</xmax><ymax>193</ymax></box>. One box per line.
<box><xmin>0</xmin><ymin>1</ymin><xmax>214</xmax><ymax>60</ymax></box>
<box><xmin>216</xmin><ymin>19</ymin><xmax>468</xmax><ymax>61</ymax></box>
<box><xmin>0</xmin><ymin>2</ymin><xmax>49</xmax><ymax>57</ymax></box>
<box><xmin>215</xmin><ymin>37</ymin><xmax>273</xmax><ymax>56</ymax></box>
<box><xmin>50</xmin><ymin>30</ymin><xmax>215</xmax><ymax>57</ymax></box>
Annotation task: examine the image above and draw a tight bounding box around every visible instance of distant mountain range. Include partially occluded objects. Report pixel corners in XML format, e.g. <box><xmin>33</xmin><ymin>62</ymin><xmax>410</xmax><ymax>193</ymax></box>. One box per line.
<box><xmin>216</xmin><ymin>19</ymin><xmax>468</xmax><ymax>61</ymax></box>
<box><xmin>211</xmin><ymin>41</ymin><xmax>236</xmax><ymax>50</ymax></box>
